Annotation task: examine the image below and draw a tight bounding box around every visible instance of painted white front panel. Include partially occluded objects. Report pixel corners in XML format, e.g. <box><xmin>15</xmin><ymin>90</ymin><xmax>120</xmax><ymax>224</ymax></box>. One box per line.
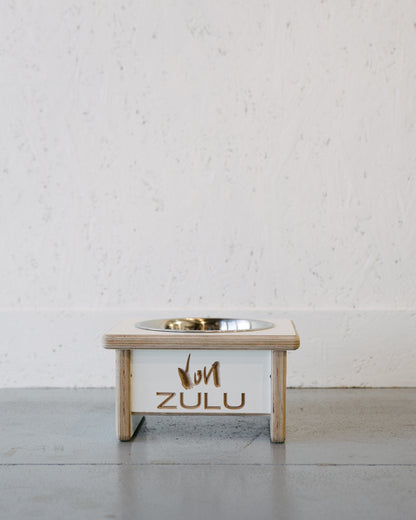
<box><xmin>131</xmin><ymin>350</ymin><xmax>271</xmax><ymax>414</ymax></box>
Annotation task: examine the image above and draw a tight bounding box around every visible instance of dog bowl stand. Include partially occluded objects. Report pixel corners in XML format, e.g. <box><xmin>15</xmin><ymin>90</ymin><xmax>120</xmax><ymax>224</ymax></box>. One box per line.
<box><xmin>103</xmin><ymin>319</ymin><xmax>300</xmax><ymax>443</ymax></box>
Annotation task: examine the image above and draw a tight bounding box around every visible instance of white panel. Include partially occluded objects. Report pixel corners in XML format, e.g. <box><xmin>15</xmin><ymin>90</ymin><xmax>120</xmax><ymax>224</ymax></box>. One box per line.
<box><xmin>131</xmin><ymin>350</ymin><xmax>271</xmax><ymax>414</ymax></box>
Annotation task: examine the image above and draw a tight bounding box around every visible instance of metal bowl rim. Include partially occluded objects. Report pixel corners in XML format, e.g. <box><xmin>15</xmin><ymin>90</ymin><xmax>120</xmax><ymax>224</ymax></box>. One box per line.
<box><xmin>135</xmin><ymin>317</ymin><xmax>275</xmax><ymax>333</ymax></box>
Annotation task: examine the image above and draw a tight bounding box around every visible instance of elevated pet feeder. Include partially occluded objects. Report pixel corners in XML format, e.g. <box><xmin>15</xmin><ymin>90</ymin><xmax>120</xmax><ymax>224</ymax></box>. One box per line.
<box><xmin>103</xmin><ymin>317</ymin><xmax>300</xmax><ymax>443</ymax></box>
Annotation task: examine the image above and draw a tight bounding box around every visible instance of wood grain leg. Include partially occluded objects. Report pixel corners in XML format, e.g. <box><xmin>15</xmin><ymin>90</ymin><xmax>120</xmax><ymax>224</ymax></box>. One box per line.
<box><xmin>270</xmin><ymin>350</ymin><xmax>287</xmax><ymax>443</ymax></box>
<box><xmin>116</xmin><ymin>350</ymin><xmax>143</xmax><ymax>441</ymax></box>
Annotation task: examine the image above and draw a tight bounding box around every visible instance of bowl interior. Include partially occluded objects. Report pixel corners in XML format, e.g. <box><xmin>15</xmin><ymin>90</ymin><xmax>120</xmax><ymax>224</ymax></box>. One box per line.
<box><xmin>135</xmin><ymin>318</ymin><xmax>274</xmax><ymax>333</ymax></box>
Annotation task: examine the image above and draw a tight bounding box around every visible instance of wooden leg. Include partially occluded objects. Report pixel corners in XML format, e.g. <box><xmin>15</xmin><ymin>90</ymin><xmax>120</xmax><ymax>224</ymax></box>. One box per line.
<box><xmin>116</xmin><ymin>350</ymin><xmax>144</xmax><ymax>441</ymax></box>
<box><xmin>270</xmin><ymin>350</ymin><xmax>287</xmax><ymax>443</ymax></box>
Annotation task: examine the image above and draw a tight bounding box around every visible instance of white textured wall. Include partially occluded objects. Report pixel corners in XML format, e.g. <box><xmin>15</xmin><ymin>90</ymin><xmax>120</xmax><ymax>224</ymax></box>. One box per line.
<box><xmin>1</xmin><ymin>1</ymin><xmax>416</xmax><ymax>387</ymax></box>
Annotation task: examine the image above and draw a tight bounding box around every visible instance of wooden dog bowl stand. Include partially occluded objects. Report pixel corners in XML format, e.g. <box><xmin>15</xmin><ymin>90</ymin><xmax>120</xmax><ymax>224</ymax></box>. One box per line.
<box><xmin>103</xmin><ymin>319</ymin><xmax>300</xmax><ymax>443</ymax></box>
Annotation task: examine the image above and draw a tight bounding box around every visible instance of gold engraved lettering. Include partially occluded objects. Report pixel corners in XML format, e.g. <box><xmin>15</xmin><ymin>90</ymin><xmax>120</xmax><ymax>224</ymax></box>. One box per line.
<box><xmin>203</xmin><ymin>361</ymin><xmax>220</xmax><ymax>387</ymax></box>
<box><xmin>178</xmin><ymin>354</ymin><xmax>221</xmax><ymax>390</ymax></box>
<box><xmin>193</xmin><ymin>370</ymin><xmax>202</xmax><ymax>385</ymax></box>
<box><xmin>180</xmin><ymin>392</ymin><xmax>201</xmax><ymax>409</ymax></box>
<box><xmin>223</xmin><ymin>392</ymin><xmax>245</xmax><ymax>410</ymax></box>
<box><xmin>156</xmin><ymin>392</ymin><xmax>177</xmax><ymax>409</ymax></box>
<box><xmin>178</xmin><ymin>354</ymin><xmax>192</xmax><ymax>389</ymax></box>
<box><xmin>204</xmin><ymin>392</ymin><xmax>220</xmax><ymax>410</ymax></box>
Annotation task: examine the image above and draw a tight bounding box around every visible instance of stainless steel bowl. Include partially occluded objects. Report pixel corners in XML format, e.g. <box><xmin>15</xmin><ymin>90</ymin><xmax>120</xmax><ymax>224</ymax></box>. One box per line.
<box><xmin>135</xmin><ymin>317</ymin><xmax>274</xmax><ymax>333</ymax></box>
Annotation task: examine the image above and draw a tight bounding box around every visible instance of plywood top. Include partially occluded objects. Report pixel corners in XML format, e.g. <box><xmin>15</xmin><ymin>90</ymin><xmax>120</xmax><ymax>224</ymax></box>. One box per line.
<box><xmin>103</xmin><ymin>319</ymin><xmax>300</xmax><ymax>350</ymax></box>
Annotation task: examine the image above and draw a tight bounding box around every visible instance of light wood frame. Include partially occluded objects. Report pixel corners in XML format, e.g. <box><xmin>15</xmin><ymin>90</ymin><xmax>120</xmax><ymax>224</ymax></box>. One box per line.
<box><xmin>271</xmin><ymin>351</ymin><xmax>286</xmax><ymax>442</ymax></box>
<box><xmin>108</xmin><ymin>319</ymin><xmax>299</xmax><ymax>443</ymax></box>
<box><xmin>116</xmin><ymin>350</ymin><xmax>144</xmax><ymax>441</ymax></box>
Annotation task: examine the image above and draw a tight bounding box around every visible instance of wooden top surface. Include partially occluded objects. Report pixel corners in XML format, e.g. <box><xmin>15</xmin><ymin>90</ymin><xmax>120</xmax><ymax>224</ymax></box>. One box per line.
<box><xmin>103</xmin><ymin>319</ymin><xmax>300</xmax><ymax>350</ymax></box>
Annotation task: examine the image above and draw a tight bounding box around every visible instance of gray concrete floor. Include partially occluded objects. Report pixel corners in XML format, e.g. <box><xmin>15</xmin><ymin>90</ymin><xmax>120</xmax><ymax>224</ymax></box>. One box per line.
<box><xmin>0</xmin><ymin>389</ymin><xmax>415</xmax><ymax>519</ymax></box>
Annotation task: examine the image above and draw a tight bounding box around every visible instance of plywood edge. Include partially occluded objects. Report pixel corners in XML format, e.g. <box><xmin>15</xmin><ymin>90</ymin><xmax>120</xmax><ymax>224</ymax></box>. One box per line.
<box><xmin>270</xmin><ymin>350</ymin><xmax>287</xmax><ymax>443</ymax></box>
<box><xmin>290</xmin><ymin>320</ymin><xmax>301</xmax><ymax>350</ymax></box>
<box><xmin>103</xmin><ymin>333</ymin><xmax>300</xmax><ymax>350</ymax></box>
<box><xmin>116</xmin><ymin>350</ymin><xmax>132</xmax><ymax>441</ymax></box>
